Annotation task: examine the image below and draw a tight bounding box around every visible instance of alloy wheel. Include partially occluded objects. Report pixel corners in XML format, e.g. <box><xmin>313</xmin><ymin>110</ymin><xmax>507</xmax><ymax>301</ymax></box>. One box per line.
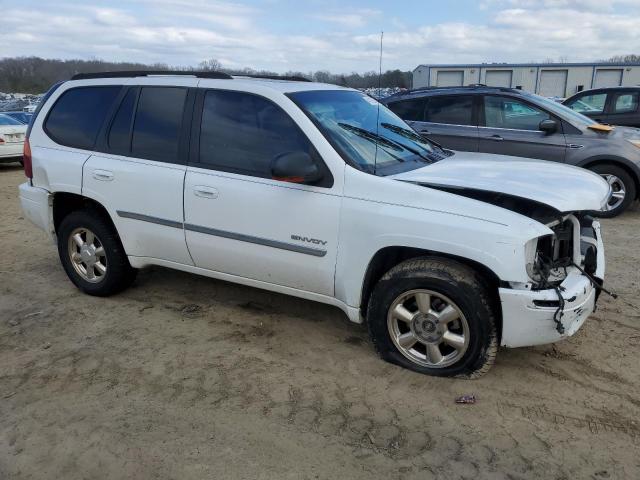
<box><xmin>67</xmin><ymin>227</ymin><xmax>107</xmax><ymax>283</ymax></box>
<box><xmin>601</xmin><ymin>174</ymin><xmax>626</xmax><ymax>211</ymax></box>
<box><xmin>387</xmin><ymin>289</ymin><xmax>470</xmax><ymax>368</ymax></box>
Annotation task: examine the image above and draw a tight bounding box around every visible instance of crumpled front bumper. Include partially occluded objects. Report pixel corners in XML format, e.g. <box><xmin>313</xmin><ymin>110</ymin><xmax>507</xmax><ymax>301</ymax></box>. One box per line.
<box><xmin>499</xmin><ymin>221</ymin><xmax>605</xmax><ymax>348</ymax></box>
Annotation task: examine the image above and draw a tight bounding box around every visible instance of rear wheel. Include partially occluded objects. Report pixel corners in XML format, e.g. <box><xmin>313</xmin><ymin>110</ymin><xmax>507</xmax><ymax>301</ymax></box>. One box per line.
<box><xmin>57</xmin><ymin>209</ymin><xmax>136</xmax><ymax>296</ymax></box>
<box><xmin>589</xmin><ymin>163</ymin><xmax>636</xmax><ymax>217</ymax></box>
<box><xmin>367</xmin><ymin>257</ymin><xmax>498</xmax><ymax>378</ymax></box>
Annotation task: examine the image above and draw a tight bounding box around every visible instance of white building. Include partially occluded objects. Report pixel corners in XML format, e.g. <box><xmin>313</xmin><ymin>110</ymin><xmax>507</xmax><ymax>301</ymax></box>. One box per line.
<box><xmin>413</xmin><ymin>62</ymin><xmax>640</xmax><ymax>98</ymax></box>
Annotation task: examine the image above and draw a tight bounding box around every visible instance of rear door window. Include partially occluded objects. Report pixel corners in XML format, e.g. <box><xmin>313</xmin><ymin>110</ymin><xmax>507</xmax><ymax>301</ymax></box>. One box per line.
<box><xmin>387</xmin><ymin>98</ymin><xmax>427</xmax><ymax>121</ymax></box>
<box><xmin>131</xmin><ymin>87</ymin><xmax>187</xmax><ymax>163</ymax></box>
<box><xmin>108</xmin><ymin>88</ymin><xmax>137</xmax><ymax>154</ymax></box>
<box><xmin>198</xmin><ymin>90</ymin><xmax>318</xmax><ymax>179</ymax></box>
<box><xmin>45</xmin><ymin>86</ymin><xmax>121</xmax><ymax>149</ymax></box>
<box><xmin>424</xmin><ymin>96</ymin><xmax>474</xmax><ymax>125</ymax></box>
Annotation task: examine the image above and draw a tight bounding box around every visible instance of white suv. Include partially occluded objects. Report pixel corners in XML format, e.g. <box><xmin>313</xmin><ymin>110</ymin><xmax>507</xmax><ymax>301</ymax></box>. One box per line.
<box><xmin>19</xmin><ymin>71</ymin><xmax>610</xmax><ymax>377</ymax></box>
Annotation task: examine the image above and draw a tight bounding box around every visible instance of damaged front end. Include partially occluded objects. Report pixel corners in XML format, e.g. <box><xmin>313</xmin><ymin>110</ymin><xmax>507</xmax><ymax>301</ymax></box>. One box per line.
<box><xmin>422</xmin><ymin>182</ymin><xmax>610</xmax><ymax>347</ymax></box>
<box><xmin>524</xmin><ymin>214</ymin><xmax>605</xmax><ymax>333</ymax></box>
<box><xmin>500</xmin><ymin>212</ymin><xmax>607</xmax><ymax>348</ymax></box>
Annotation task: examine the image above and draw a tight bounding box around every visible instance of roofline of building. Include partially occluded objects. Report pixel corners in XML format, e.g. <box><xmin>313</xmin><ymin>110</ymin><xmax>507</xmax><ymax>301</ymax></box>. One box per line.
<box><xmin>413</xmin><ymin>62</ymin><xmax>640</xmax><ymax>72</ymax></box>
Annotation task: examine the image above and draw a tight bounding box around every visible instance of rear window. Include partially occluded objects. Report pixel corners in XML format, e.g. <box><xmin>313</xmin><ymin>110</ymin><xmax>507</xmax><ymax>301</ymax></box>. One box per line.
<box><xmin>0</xmin><ymin>114</ymin><xmax>23</xmax><ymax>126</ymax></box>
<box><xmin>131</xmin><ymin>87</ymin><xmax>187</xmax><ymax>163</ymax></box>
<box><xmin>44</xmin><ymin>86</ymin><xmax>121</xmax><ymax>149</ymax></box>
<box><xmin>425</xmin><ymin>96</ymin><xmax>474</xmax><ymax>125</ymax></box>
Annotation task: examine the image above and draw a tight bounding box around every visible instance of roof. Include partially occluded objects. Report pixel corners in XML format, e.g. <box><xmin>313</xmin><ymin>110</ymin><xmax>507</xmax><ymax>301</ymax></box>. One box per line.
<box><xmin>67</xmin><ymin>70</ymin><xmax>350</xmax><ymax>94</ymax></box>
<box><xmin>414</xmin><ymin>62</ymin><xmax>640</xmax><ymax>72</ymax></box>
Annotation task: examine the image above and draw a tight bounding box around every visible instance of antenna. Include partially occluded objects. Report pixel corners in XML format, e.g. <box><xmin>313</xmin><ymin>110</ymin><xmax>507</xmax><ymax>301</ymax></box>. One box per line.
<box><xmin>373</xmin><ymin>31</ymin><xmax>383</xmax><ymax>176</ymax></box>
<box><xmin>378</xmin><ymin>31</ymin><xmax>384</xmax><ymax>98</ymax></box>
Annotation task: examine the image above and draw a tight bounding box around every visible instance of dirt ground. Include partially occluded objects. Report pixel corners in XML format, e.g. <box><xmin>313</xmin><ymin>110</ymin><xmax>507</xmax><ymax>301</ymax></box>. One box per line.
<box><xmin>1</xmin><ymin>163</ymin><xmax>639</xmax><ymax>479</ymax></box>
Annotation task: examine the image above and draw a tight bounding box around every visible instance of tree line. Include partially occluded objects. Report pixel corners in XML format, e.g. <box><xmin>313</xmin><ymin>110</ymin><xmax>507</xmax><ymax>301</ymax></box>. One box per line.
<box><xmin>0</xmin><ymin>56</ymin><xmax>412</xmax><ymax>93</ymax></box>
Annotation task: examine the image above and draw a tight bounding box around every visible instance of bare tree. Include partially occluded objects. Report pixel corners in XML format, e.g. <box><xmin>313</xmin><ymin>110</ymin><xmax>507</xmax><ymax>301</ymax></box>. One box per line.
<box><xmin>198</xmin><ymin>59</ymin><xmax>222</xmax><ymax>71</ymax></box>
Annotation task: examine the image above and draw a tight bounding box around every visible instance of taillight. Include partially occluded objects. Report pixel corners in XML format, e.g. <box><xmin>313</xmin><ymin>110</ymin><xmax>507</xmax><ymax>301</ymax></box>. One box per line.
<box><xmin>23</xmin><ymin>137</ymin><xmax>33</xmax><ymax>179</ymax></box>
<box><xmin>0</xmin><ymin>136</ymin><xmax>5</xmax><ymax>144</ymax></box>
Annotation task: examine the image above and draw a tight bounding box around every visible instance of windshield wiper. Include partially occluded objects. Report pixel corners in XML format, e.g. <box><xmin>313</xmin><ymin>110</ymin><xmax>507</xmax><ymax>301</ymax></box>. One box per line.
<box><xmin>380</xmin><ymin>122</ymin><xmax>447</xmax><ymax>152</ymax></box>
<box><xmin>338</xmin><ymin>123</ymin><xmax>403</xmax><ymax>151</ymax></box>
<box><xmin>338</xmin><ymin>123</ymin><xmax>434</xmax><ymax>164</ymax></box>
<box><xmin>337</xmin><ymin>123</ymin><xmax>409</xmax><ymax>163</ymax></box>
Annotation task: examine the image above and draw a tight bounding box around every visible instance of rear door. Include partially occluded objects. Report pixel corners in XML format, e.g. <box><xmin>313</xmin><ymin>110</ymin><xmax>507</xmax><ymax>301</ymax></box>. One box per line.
<box><xmin>183</xmin><ymin>89</ymin><xmax>341</xmax><ymax>295</ymax></box>
<box><xmin>606</xmin><ymin>90</ymin><xmax>640</xmax><ymax>127</ymax></box>
<box><xmin>82</xmin><ymin>82</ymin><xmax>195</xmax><ymax>265</ymax></box>
<box><xmin>410</xmin><ymin>95</ymin><xmax>479</xmax><ymax>152</ymax></box>
<box><xmin>478</xmin><ymin>94</ymin><xmax>567</xmax><ymax>162</ymax></box>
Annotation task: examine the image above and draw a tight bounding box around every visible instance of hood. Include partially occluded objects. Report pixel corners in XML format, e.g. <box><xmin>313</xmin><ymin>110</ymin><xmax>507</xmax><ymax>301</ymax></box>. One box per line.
<box><xmin>391</xmin><ymin>152</ymin><xmax>610</xmax><ymax>213</ymax></box>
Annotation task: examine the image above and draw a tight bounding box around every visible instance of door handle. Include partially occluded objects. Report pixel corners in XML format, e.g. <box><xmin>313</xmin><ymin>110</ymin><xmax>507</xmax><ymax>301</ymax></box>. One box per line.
<box><xmin>193</xmin><ymin>186</ymin><xmax>219</xmax><ymax>199</ymax></box>
<box><xmin>486</xmin><ymin>135</ymin><xmax>504</xmax><ymax>141</ymax></box>
<box><xmin>419</xmin><ymin>129</ymin><xmax>430</xmax><ymax>134</ymax></box>
<box><xmin>92</xmin><ymin>169</ymin><xmax>114</xmax><ymax>181</ymax></box>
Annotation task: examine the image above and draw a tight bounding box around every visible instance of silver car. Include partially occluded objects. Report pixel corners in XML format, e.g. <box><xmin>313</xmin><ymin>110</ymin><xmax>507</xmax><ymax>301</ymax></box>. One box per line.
<box><xmin>384</xmin><ymin>86</ymin><xmax>640</xmax><ymax>217</ymax></box>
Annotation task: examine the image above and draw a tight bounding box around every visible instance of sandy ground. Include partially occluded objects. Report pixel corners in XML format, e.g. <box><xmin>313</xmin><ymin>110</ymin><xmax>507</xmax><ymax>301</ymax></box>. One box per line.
<box><xmin>1</xmin><ymin>163</ymin><xmax>639</xmax><ymax>479</ymax></box>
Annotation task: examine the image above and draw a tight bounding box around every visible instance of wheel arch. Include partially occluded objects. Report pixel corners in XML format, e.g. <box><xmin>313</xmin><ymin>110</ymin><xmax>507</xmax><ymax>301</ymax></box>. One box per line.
<box><xmin>52</xmin><ymin>191</ymin><xmax>118</xmax><ymax>234</ymax></box>
<box><xmin>578</xmin><ymin>155</ymin><xmax>640</xmax><ymax>200</ymax></box>
<box><xmin>359</xmin><ymin>246</ymin><xmax>503</xmax><ymax>338</ymax></box>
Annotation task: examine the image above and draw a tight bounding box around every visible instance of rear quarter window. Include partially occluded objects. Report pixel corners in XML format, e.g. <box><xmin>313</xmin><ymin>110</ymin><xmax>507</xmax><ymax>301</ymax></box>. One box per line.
<box><xmin>44</xmin><ymin>86</ymin><xmax>122</xmax><ymax>150</ymax></box>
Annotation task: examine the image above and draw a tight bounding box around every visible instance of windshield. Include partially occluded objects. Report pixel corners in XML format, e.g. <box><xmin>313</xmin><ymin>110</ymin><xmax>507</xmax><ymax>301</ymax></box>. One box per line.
<box><xmin>0</xmin><ymin>114</ymin><xmax>23</xmax><ymax>126</ymax></box>
<box><xmin>289</xmin><ymin>90</ymin><xmax>448</xmax><ymax>175</ymax></box>
<box><xmin>527</xmin><ymin>93</ymin><xmax>597</xmax><ymax>128</ymax></box>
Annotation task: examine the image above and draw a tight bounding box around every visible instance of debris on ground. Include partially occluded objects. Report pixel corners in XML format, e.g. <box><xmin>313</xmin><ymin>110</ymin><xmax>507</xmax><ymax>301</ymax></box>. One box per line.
<box><xmin>455</xmin><ymin>394</ymin><xmax>476</xmax><ymax>404</ymax></box>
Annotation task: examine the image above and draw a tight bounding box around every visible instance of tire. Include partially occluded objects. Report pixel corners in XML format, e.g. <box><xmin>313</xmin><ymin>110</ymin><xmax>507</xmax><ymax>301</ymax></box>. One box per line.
<box><xmin>57</xmin><ymin>208</ymin><xmax>137</xmax><ymax>296</ymax></box>
<box><xmin>589</xmin><ymin>163</ymin><xmax>636</xmax><ymax>218</ymax></box>
<box><xmin>367</xmin><ymin>257</ymin><xmax>498</xmax><ymax>378</ymax></box>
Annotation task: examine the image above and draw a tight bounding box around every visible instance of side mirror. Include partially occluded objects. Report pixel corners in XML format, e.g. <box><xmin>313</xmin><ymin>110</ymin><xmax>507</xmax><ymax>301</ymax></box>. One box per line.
<box><xmin>270</xmin><ymin>151</ymin><xmax>323</xmax><ymax>184</ymax></box>
<box><xmin>539</xmin><ymin>119</ymin><xmax>558</xmax><ymax>134</ymax></box>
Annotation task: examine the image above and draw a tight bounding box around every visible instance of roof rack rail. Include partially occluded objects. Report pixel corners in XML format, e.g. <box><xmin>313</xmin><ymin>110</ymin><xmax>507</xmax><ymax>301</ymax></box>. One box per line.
<box><xmin>403</xmin><ymin>84</ymin><xmax>521</xmax><ymax>95</ymax></box>
<box><xmin>70</xmin><ymin>70</ymin><xmax>233</xmax><ymax>80</ymax></box>
<box><xmin>235</xmin><ymin>74</ymin><xmax>312</xmax><ymax>82</ymax></box>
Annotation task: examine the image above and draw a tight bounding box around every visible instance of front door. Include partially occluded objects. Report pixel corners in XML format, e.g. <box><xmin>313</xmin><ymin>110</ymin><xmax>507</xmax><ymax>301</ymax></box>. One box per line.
<box><xmin>184</xmin><ymin>89</ymin><xmax>341</xmax><ymax>296</ymax></box>
<box><xmin>478</xmin><ymin>95</ymin><xmax>567</xmax><ymax>162</ymax></box>
<box><xmin>564</xmin><ymin>91</ymin><xmax>608</xmax><ymax>124</ymax></box>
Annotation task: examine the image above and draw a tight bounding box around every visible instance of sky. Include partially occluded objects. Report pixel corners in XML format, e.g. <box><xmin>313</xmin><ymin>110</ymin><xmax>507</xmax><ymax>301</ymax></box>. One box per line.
<box><xmin>1</xmin><ymin>0</ymin><xmax>639</xmax><ymax>73</ymax></box>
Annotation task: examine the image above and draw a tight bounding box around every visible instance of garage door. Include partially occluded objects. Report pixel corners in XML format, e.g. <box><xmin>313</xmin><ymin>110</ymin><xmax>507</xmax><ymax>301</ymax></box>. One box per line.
<box><xmin>436</xmin><ymin>70</ymin><xmax>464</xmax><ymax>87</ymax></box>
<box><xmin>485</xmin><ymin>70</ymin><xmax>512</xmax><ymax>88</ymax></box>
<box><xmin>594</xmin><ymin>69</ymin><xmax>623</xmax><ymax>88</ymax></box>
<box><xmin>538</xmin><ymin>70</ymin><xmax>568</xmax><ymax>98</ymax></box>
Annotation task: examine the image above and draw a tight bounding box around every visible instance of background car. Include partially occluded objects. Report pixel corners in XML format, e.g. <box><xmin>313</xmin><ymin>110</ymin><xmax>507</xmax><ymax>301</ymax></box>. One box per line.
<box><xmin>2</xmin><ymin>111</ymin><xmax>33</xmax><ymax>124</ymax></box>
<box><xmin>0</xmin><ymin>113</ymin><xmax>27</xmax><ymax>164</ymax></box>
<box><xmin>383</xmin><ymin>86</ymin><xmax>640</xmax><ymax>217</ymax></box>
<box><xmin>563</xmin><ymin>87</ymin><xmax>640</xmax><ymax>128</ymax></box>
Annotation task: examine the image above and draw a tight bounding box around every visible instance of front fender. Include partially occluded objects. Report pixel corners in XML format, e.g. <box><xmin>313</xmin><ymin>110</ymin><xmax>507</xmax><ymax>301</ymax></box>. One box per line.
<box><xmin>334</xmin><ymin>196</ymin><xmax>548</xmax><ymax>309</ymax></box>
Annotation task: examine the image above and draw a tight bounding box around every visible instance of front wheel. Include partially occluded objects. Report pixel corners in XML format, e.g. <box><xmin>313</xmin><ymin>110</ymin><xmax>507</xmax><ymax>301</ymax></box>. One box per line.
<box><xmin>367</xmin><ymin>257</ymin><xmax>498</xmax><ymax>378</ymax></box>
<box><xmin>589</xmin><ymin>164</ymin><xmax>636</xmax><ymax>218</ymax></box>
